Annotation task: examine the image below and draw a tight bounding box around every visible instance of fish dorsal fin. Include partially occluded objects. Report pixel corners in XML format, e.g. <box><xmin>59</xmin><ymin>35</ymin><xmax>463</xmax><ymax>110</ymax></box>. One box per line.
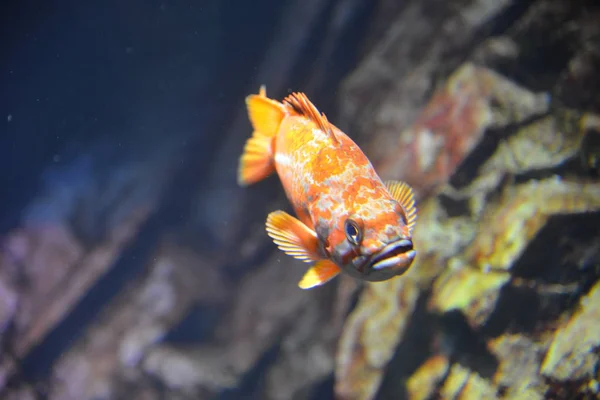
<box><xmin>385</xmin><ymin>180</ymin><xmax>417</xmax><ymax>233</ymax></box>
<box><xmin>283</xmin><ymin>92</ymin><xmax>339</xmax><ymax>144</ymax></box>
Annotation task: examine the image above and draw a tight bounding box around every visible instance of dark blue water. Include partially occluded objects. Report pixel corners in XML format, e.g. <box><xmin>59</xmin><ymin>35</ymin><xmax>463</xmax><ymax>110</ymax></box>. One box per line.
<box><xmin>1</xmin><ymin>1</ymin><xmax>371</xmax><ymax>398</ymax></box>
<box><xmin>1</xmin><ymin>0</ymin><xmax>283</xmax><ymax>233</ymax></box>
<box><xmin>1</xmin><ymin>0</ymin><xmax>284</xmax><ymax>391</ymax></box>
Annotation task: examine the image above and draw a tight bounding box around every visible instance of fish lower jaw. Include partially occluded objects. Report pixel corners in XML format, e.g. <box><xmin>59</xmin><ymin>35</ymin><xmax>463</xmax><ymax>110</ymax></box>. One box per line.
<box><xmin>341</xmin><ymin>240</ymin><xmax>416</xmax><ymax>282</ymax></box>
<box><xmin>370</xmin><ymin>239</ymin><xmax>414</xmax><ymax>268</ymax></box>
<box><xmin>366</xmin><ymin>239</ymin><xmax>416</xmax><ymax>281</ymax></box>
<box><xmin>371</xmin><ymin>249</ymin><xmax>416</xmax><ymax>272</ymax></box>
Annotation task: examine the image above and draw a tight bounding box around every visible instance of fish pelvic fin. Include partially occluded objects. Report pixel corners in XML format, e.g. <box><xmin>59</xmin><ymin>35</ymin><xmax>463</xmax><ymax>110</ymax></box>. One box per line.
<box><xmin>385</xmin><ymin>180</ymin><xmax>418</xmax><ymax>234</ymax></box>
<box><xmin>238</xmin><ymin>86</ymin><xmax>286</xmax><ymax>186</ymax></box>
<box><xmin>283</xmin><ymin>92</ymin><xmax>339</xmax><ymax>145</ymax></box>
<box><xmin>299</xmin><ymin>259</ymin><xmax>341</xmax><ymax>289</ymax></box>
<box><xmin>266</xmin><ymin>210</ymin><xmax>321</xmax><ymax>262</ymax></box>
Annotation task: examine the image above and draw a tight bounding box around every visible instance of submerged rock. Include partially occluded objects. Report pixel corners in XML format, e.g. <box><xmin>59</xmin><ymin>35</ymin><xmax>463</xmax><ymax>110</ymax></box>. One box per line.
<box><xmin>2</xmin><ymin>0</ymin><xmax>599</xmax><ymax>399</ymax></box>
<box><xmin>334</xmin><ymin>0</ymin><xmax>600</xmax><ymax>399</ymax></box>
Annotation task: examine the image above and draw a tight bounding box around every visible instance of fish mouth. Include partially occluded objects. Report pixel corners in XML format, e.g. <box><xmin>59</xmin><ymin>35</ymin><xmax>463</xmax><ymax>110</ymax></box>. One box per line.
<box><xmin>370</xmin><ymin>239</ymin><xmax>415</xmax><ymax>272</ymax></box>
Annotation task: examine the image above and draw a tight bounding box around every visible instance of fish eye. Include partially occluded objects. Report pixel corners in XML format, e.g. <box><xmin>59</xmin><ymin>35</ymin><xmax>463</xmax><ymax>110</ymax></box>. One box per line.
<box><xmin>345</xmin><ymin>219</ymin><xmax>362</xmax><ymax>245</ymax></box>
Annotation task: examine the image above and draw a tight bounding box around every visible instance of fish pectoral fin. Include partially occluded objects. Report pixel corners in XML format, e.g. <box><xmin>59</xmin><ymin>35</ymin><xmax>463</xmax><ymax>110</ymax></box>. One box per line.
<box><xmin>266</xmin><ymin>210</ymin><xmax>321</xmax><ymax>262</ymax></box>
<box><xmin>385</xmin><ymin>180</ymin><xmax>418</xmax><ymax>233</ymax></box>
<box><xmin>298</xmin><ymin>259</ymin><xmax>341</xmax><ymax>289</ymax></box>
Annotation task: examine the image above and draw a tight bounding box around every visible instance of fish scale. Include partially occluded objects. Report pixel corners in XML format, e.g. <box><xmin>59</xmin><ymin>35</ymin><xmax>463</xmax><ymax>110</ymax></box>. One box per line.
<box><xmin>238</xmin><ymin>86</ymin><xmax>418</xmax><ymax>289</ymax></box>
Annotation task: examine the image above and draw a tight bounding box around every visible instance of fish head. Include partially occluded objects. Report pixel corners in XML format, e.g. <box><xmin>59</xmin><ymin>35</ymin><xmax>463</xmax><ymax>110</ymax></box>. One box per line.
<box><xmin>326</xmin><ymin>198</ymin><xmax>416</xmax><ymax>282</ymax></box>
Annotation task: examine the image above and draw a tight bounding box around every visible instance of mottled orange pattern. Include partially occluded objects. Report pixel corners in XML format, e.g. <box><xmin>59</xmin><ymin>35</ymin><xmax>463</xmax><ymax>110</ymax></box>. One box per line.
<box><xmin>238</xmin><ymin>88</ymin><xmax>417</xmax><ymax>288</ymax></box>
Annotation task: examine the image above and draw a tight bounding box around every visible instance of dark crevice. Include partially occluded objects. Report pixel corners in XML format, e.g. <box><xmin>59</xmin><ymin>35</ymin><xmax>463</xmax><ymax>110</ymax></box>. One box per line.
<box><xmin>308</xmin><ymin>374</ymin><xmax>335</xmax><ymax>400</ymax></box>
<box><xmin>438</xmin><ymin>194</ymin><xmax>471</xmax><ymax>217</ymax></box>
<box><xmin>217</xmin><ymin>341</ymin><xmax>282</xmax><ymax>400</ymax></box>
<box><xmin>435</xmin><ymin>0</ymin><xmax>539</xmax><ymax>81</ymax></box>
<box><xmin>489</xmin><ymin>0</ymin><xmax>597</xmax><ymax>92</ymax></box>
<box><xmin>579</xmin><ymin>124</ymin><xmax>600</xmax><ymax>176</ymax></box>
<box><xmin>449</xmin><ymin>111</ymin><xmax>549</xmax><ymax>189</ymax></box>
<box><xmin>438</xmin><ymin>310</ymin><xmax>499</xmax><ymax>380</ymax></box>
<box><xmin>510</xmin><ymin>213</ymin><xmax>600</xmax><ymax>286</ymax></box>
<box><xmin>482</xmin><ymin>285</ymin><xmax>548</xmax><ymax>338</ymax></box>
<box><xmin>162</xmin><ymin>303</ymin><xmax>226</xmax><ymax>345</ymax></box>
<box><xmin>375</xmin><ymin>293</ymin><xmax>436</xmax><ymax>400</ymax></box>
<box><xmin>482</xmin><ymin>213</ymin><xmax>600</xmax><ymax>339</ymax></box>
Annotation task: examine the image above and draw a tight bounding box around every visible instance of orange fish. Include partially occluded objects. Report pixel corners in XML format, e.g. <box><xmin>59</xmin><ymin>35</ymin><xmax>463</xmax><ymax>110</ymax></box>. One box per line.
<box><xmin>238</xmin><ymin>87</ymin><xmax>417</xmax><ymax>289</ymax></box>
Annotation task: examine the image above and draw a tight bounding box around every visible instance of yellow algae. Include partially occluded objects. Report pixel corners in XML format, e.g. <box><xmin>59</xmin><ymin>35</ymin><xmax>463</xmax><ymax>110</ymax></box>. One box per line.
<box><xmin>541</xmin><ymin>281</ymin><xmax>600</xmax><ymax>381</ymax></box>
<box><xmin>406</xmin><ymin>355</ymin><xmax>450</xmax><ymax>400</ymax></box>
<box><xmin>430</xmin><ymin>265</ymin><xmax>510</xmax><ymax>319</ymax></box>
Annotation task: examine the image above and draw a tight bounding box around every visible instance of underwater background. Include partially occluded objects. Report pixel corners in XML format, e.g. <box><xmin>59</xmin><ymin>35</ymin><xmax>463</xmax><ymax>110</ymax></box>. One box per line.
<box><xmin>2</xmin><ymin>0</ymin><xmax>600</xmax><ymax>399</ymax></box>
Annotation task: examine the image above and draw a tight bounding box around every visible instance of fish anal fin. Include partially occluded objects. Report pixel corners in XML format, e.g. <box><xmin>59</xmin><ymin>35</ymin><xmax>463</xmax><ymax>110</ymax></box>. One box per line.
<box><xmin>299</xmin><ymin>259</ymin><xmax>341</xmax><ymax>289</ymax></box>
<box><xmin>283</xmin><ymin>92</ymin><xmax>339</xmax><ymax>144</ymax></box>
<box><xmin>266</xmin><ymin>210</ymin><xmax>321</xmax><ymax>262</ymax></box>
<box><xmin>385</xmin><ymin>180</ymin><xmax>418</xmax><ymax>233</ymax></box>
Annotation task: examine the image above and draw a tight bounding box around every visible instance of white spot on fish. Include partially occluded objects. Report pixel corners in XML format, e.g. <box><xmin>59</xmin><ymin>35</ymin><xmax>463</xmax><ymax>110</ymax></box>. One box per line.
<box><xmin>275</xmin><ymin>152</ymin><xmax>291</xmax><ymax>167</ymax></box>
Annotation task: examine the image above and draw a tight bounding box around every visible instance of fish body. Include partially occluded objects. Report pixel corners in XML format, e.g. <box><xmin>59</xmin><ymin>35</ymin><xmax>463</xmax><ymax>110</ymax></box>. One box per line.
<box><xmin>238</xmin><ymin>87</ymin><xmax>417</xmax><ymax>289</ymax></box>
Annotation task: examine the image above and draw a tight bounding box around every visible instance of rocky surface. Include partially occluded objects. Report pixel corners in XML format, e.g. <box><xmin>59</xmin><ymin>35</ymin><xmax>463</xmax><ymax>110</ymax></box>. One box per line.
<box><xmin>334</xmin><ymin>0</ymin><xmax>600</xmax><ymax>399</ymax></box>
<box><xmin>1</xmin><ymin>0</ymin><xmax>599</xmax><ymax>399</ymax></box>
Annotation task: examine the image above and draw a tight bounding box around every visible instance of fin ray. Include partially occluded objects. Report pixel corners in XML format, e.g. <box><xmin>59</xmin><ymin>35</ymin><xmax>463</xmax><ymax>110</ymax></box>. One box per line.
<box><xmin>299</xmin><ymin>259</ymin><xmax>341</xmax><ymax>289</ymax></box>
<box><xmin>245</xmin><ymin>86</ymin><xmax>286</xmax><ymax>138</ymax></box>
<box><xmin>283</xmin><ymin>92</ymin><xmax>339</xmax><ymax>145</ymax></box>
<box><xmin>266</xmin><ymin>210</ymin><xmax>321</xmax><ymax>262</ymax></box>
<box><xmin>238</xmin><ymin>86</ymin><xmax>286</xmax><ymax>186</ymax></box>
<box><xmin>385</xmin><ymin>180</ymin><xmax>418</xmax><ymax>233</ymax></box>
<box><xmin>237</xmin><ymin>135</ymin><xmax>274</xmax><ymax>186</ymax></box>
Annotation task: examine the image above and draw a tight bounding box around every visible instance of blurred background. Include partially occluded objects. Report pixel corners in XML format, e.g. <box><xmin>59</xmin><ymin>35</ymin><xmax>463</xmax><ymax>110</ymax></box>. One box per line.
<box><xmin>1</xmin><ymin>0</ymin><xmax>600</xmax><ymax>399</ymax></box>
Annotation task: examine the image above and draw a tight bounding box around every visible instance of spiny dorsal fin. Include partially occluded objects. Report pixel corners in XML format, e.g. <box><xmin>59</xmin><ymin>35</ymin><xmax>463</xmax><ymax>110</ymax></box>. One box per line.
<box><xmin>385</xmin><ymin>180</ymin><xmax>417</xmax><ymax>234</ymax></box>
<box><xmin>283</xmin><ymin>92</ymin><xmax>339</xmax><ymax>144</ymax></box>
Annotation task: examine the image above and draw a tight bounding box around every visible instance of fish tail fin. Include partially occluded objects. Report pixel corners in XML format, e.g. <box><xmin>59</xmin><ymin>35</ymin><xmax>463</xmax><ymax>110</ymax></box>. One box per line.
<box><xmin>238</xmin><ymin>86</ymin><xmax>286</xmax><ymax>186</ymax></box>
